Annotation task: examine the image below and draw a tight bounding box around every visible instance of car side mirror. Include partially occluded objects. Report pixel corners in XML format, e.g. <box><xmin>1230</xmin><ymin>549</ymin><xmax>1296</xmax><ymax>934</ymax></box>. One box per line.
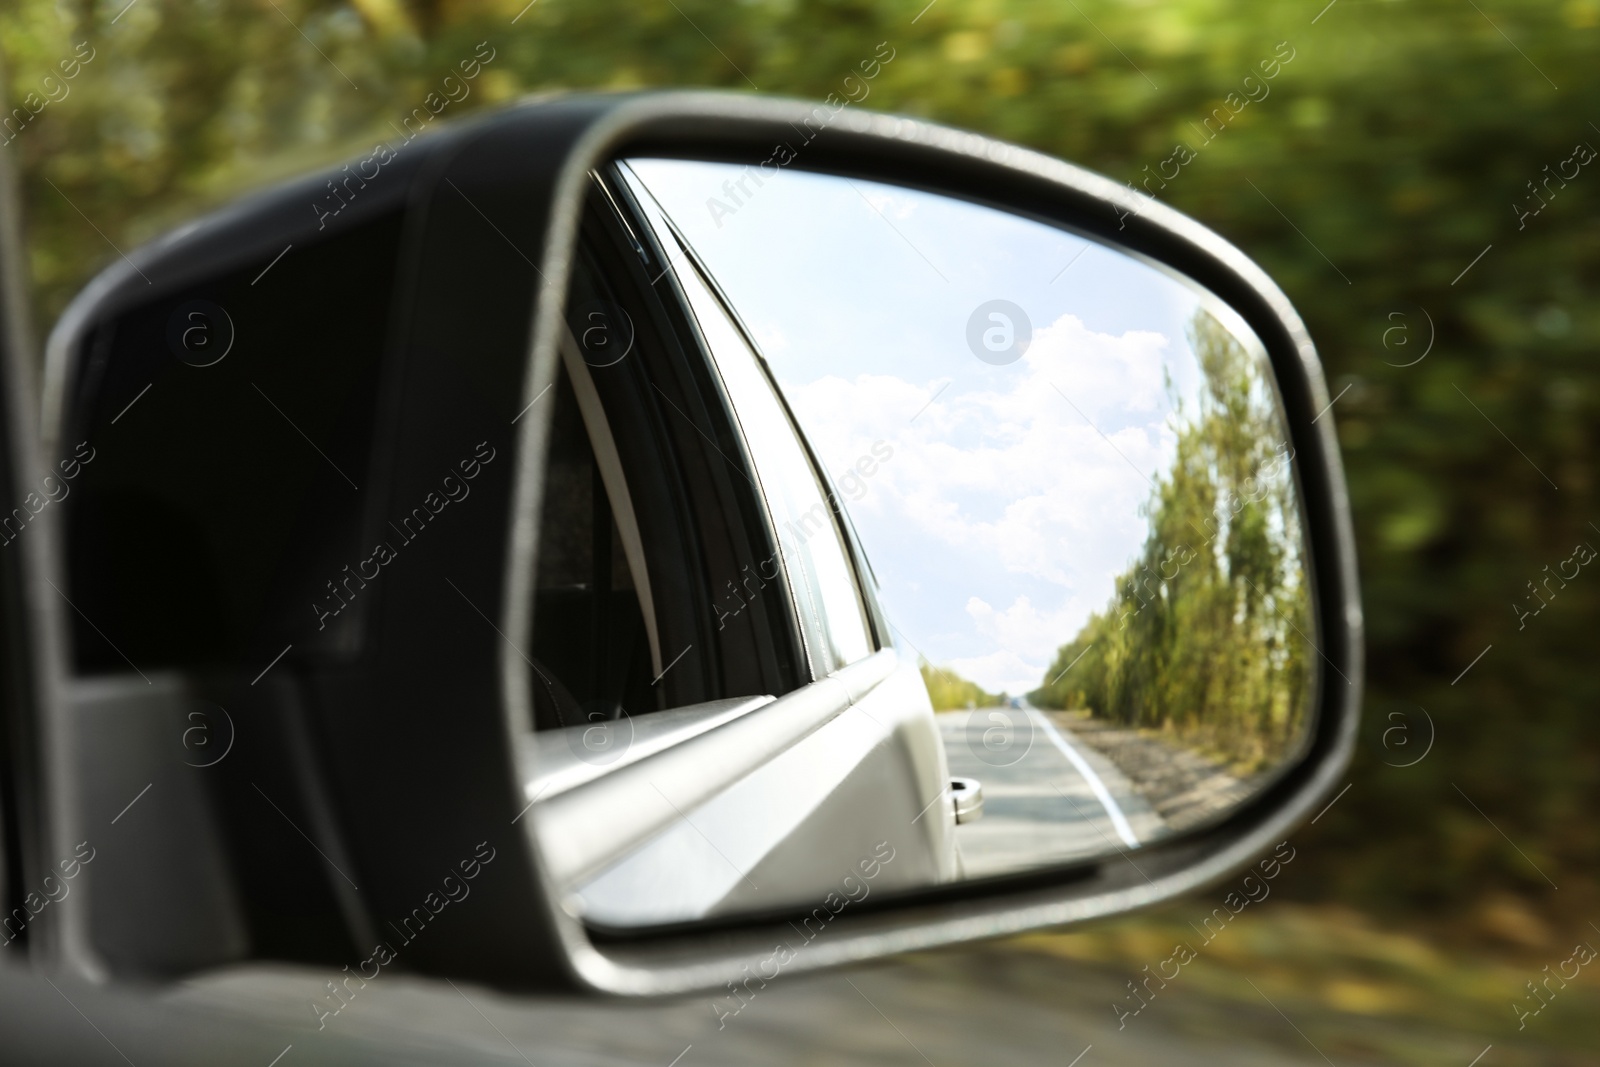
<box><xmin>39</xmin><ymin>92</ymin><xmax>1359</xmax><ymax>997</ymax></box>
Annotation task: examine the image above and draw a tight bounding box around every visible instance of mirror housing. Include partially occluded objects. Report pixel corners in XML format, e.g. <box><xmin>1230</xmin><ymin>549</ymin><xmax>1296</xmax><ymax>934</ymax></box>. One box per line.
<box><xmin>42</xmin><ymin>91</ymin><xmax>1361</xmax><ymax>996</ymax></box>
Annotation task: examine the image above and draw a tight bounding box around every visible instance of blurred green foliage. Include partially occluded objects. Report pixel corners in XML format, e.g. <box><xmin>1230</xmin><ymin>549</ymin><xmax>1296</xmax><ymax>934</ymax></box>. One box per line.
<box><xmin>3</xmin><ymin>0</ymin><xmax>1597</xmax><ymax>937</ymax></box>
<box><xmin>1032</xmin><ymin>310</ymin><xmax>1312</xmax><ymax>776</ymax></box>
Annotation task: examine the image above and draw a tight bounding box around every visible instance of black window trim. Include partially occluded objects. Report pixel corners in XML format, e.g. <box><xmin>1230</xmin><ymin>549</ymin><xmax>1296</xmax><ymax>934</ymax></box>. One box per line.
<box><xmin>614</xmin><ymin>161</ymin><xmax>884</xmax><ymax>676</ymax></box>
<box><xmin>578</xmin><ymin>165</ymin><xmax>804</xmax><ymax>701</ymax></box>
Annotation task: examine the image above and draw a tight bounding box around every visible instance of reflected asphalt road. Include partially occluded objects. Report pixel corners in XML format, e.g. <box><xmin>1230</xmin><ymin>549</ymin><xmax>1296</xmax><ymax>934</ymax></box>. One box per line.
<box><xmin>939</xmin><ymin>704</ymin><xmax>1166</xmax><ymax>879</ymax></box>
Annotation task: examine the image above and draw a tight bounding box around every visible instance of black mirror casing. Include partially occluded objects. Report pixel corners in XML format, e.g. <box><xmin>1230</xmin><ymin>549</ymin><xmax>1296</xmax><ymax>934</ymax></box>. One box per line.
<box><xmin>0</xmin><ymin>88</ymin><xmax>73</xmax><ymax>975</ymax></box>
<box><xmin>40</xmin><ymin>92</ymin><xmax>1361</xmax><ymax>996</ymax></box>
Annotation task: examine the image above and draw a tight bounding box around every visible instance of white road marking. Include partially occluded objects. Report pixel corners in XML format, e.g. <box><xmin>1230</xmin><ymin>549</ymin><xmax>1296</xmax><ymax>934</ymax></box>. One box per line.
<box><xmin>1027</xmin><ymin>708</ymin><xmax>1139</xmax><ymax>848</ymax></box>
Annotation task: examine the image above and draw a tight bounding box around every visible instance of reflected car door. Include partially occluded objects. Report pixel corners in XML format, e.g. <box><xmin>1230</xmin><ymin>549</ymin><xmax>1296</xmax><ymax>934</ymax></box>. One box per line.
<box><xmin>528</xmin><ymin>169</ymin><xmax>957</xmax><ymax>930</ymax></box>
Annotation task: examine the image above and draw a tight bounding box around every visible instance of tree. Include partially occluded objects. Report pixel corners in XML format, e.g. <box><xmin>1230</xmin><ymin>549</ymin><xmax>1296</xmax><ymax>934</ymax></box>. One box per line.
<box><xmin>1033</xmin><ymin>310</ymin><xmax>1311</xmax><ymax>774</ymax></box>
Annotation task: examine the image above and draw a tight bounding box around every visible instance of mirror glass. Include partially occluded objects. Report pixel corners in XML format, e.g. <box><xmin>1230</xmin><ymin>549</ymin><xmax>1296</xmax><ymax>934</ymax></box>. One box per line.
<box><xmin>538</xmin><ymin>156</ymin><xmax>1317</xmax><ymax>925</ymax></box>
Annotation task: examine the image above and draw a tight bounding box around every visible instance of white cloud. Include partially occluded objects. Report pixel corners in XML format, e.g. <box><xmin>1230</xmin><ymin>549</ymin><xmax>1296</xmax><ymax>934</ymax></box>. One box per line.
<box><xmin>965</xmin><ymin>594</ymin><xmax>1087</xmax><ymax>663</ymax></box>
<box><xmin>777</xmin><ymin>313</ymin><xmax>1192</xmax><ymax>694</ymax></box>
<box><xmin>955</xmin><ymin>595</ymin><xmax>1092</xmax><ymax>694</ymax></box>
<box><xmin>945</xmin><ymin>649</ymin><xmax>1039</xmax><ymax>698</ymax></box>
<box><xmin>785</xmin><ymin>314</ymin><xmax>1180</xmax><ymax>582</ymax></box>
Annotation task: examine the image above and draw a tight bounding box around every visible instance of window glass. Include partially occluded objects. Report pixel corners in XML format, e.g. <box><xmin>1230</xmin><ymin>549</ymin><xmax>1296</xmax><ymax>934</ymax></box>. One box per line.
<box><xmin>627</xmin><ymin>197</ymin><xmax>873</xmax><ymax>677</ymax></box>
<box><xmin>685</xmin><ymin>258</ymin><xmax>872</xmax><ymax>675</ymax></box>
<box><xmin>529</xmin><ymin>364</ymin><xmax>655</xmax><ymax>729</ymax></box>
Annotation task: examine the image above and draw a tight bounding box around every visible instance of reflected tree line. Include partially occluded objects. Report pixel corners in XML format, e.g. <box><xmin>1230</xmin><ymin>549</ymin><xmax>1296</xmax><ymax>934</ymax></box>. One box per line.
<box><xmin>919</xmin><ymin>663</ymin><xmax>1000</xmax><ymax>711</ymax></box>
<box><xmin>1031</xmin><ymin>312</ymin><xmax>1313</xmax><ymax>775</ymax></box>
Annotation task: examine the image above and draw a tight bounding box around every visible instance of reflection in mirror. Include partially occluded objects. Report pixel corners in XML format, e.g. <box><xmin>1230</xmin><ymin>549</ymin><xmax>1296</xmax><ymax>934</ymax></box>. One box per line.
<box><xmin>537</xmin><ymin>156</ymin><xmax>1316</xmax><ymax>925</ymax></box>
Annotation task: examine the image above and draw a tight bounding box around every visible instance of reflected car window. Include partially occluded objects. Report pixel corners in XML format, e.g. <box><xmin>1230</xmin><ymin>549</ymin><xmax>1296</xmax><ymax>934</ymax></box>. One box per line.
<box><xmin>621</xmin><ymin>168</ymin><xmax>873</xmax><ymax>677</ymax></box>
<box><xmin>627</xmin><ymin>157</ymin><xmax>1316</xmax><ymax>871</ymax></box>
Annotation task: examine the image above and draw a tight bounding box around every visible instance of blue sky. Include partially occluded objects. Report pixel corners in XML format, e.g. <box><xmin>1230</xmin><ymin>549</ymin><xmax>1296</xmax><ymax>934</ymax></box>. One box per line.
<box><xmin>627</xmin><ymin>159</ymin><xmax>1271</xmax><ymax>695</ymax></box>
